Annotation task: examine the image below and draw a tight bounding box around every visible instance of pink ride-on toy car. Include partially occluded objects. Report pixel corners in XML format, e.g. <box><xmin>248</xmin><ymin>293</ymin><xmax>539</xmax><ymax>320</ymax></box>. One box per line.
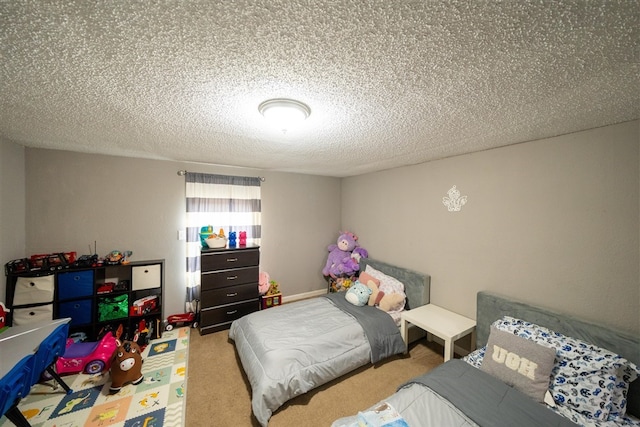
<box><xmin>44</xmin><ymin>329</ymin><xmax>119</xmax><ymax>379</ymax></box>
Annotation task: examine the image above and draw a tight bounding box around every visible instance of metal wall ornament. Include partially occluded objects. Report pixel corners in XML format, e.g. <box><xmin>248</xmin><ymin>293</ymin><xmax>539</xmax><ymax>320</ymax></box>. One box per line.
<box><xmin>442</xmin><ymin>185</ymin><xmax>467</xmax><ymax>212</ymax></box>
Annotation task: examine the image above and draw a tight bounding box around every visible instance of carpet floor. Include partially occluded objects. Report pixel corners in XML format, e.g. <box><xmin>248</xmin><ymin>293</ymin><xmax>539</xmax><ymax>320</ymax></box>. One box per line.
<box><xmin>0</xmin><ymin>327</ymin><xmax>190</xmax><ymax>427</ymax></box>
<box><xmin>186</xmin><ymin>328</ymin><xmax>445</xmax><ymax>426</ymax></box>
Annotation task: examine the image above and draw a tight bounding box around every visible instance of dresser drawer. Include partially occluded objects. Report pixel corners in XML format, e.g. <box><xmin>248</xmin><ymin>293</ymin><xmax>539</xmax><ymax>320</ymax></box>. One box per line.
<box><xmin>200</xmin><ymin>300</ymin><xmax>259</xmax><ymax>332</ymax></box>
<box><xmin>201</xmin><ymin>249</ymin><xmax>259</xmax><ymax>271</ymax></box>
<box><xmin>201</xmin><ymin>266</ymin><xmax>258</xmax><ymax>290</ymax></box>
<box><xmin>201</xmin><ymin>283</ymin><xmax>258</xmax><ymax>308</ymax></box>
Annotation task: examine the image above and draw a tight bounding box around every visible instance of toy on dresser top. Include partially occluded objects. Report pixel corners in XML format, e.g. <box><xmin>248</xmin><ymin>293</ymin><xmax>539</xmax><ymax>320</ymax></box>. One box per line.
<box><xmin>200</xmin><ymin>226</ymin><xmax>227</xmax><ymax>248</ymax></box>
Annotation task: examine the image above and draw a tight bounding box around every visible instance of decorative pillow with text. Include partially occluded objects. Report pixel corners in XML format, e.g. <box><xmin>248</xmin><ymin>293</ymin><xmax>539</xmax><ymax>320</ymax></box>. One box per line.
<box><xmin>481</xmin><ymin>326</ymin><xmax>556</xmax><ymax>403</ymax></box>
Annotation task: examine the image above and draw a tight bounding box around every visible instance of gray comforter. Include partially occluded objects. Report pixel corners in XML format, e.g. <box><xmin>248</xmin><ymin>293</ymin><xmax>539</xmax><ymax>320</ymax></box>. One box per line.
<box><xmin>333</xmin><ymin>360</ymin><xmax>577</xmax><ymax>427</ymax></box>
<box><xmin>229</xmin><ymin>294</ymin><xmax>405</xmax><ymax>426</ymax></box>
<box><xmin>407</xmin><ymin>360</ymin><xmax>576</xmax><ymax>427</ymax></box>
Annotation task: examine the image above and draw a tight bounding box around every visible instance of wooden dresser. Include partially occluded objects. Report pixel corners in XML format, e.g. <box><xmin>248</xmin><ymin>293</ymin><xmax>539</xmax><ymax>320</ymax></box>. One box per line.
<box><xmin>199</xmin><ymin>244</ymin><xmax>260</xmax><ymax>335</ymax></box>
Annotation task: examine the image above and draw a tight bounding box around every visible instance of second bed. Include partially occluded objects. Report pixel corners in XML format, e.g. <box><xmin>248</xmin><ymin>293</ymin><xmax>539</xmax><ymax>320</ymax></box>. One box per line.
<box><xmin>229</xmin><ymin>258</ymin><xmax>430</xmax><ymax>426</ymax></box>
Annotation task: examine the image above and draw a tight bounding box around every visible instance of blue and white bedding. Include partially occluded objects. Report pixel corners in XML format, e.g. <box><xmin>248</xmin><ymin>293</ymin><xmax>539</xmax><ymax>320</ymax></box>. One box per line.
<box><xmin>333</xmin><ymin>291</ymin><xmax>640</xmax><ymax>427</ymax></box>
<box><xmin>229</xmin><ymin>293</ymin><xmax>406</xmax><ymax>426</ymax></box>
<box><xmin>464</xmin><ymin>316</ymin><xmax>640</xmax><ymax>427</ymax></box>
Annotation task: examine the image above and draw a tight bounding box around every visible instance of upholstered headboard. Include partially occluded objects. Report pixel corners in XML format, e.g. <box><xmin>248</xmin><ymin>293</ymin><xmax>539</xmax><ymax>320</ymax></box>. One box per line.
<box><xmin>358</xmin><ymin>258</ymin><xmax>430</xmax><ymax>310</ymax></box>
<box><xmin>476</xmin><ymin>291</ymin><xmax>640</xmax><ymax>416</ymax></box>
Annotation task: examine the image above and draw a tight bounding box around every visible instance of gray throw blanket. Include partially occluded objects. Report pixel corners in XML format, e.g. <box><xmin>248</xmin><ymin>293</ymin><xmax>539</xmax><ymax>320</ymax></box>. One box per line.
<box><xmin>322</xmin><ymin>292</ymin><xmax>406</xmax><ymax>363</ymax></box>
<box><xmin>404</xmin><ymin>359</ymin><xmax>577</xmax><ymax>427</ymax></box>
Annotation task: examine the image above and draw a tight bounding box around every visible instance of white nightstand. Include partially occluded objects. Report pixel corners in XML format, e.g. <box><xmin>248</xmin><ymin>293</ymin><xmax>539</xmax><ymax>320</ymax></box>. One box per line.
<box><xmin>401</xmin><ymin>304</ymin><xmax>476</xmax><ymax>361</ymax></box>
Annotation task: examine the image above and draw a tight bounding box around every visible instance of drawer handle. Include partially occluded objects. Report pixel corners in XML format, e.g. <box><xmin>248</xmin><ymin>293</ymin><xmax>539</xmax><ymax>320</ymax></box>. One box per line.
<box><xmin>226</xmin><ymin>258</ymin><xmax>238</xmax><ymax>262</ymax></box>
<box><xmin>226</xmin><ymin>276</ymin><xmax>238</xmax><ymax>280</ymax></box>
<box><xmin>226</xmin><ymin>292</ymin><xmax>238</xmax><ymax>297</ymax></box>
<box><xmin>227</xmin><ymin>310</ymin><xmax>238</xmax><ymax>315</ymax></box>
<box><xmin>30</xmin><ymin>282</ymin><xmax>36</xmax><ymax>286</ymax></box>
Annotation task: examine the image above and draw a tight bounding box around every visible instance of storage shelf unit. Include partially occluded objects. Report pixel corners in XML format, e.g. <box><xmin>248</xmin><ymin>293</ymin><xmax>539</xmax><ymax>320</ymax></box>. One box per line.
<box><xmin>4</xmin><ymin>259</ymin><xmax>164</xmax><ymax>342</ymax></box>
<box><xmin>200</xmin><ymin>245</ymin><xmax>260</xmax><ymax>335</ymax></box>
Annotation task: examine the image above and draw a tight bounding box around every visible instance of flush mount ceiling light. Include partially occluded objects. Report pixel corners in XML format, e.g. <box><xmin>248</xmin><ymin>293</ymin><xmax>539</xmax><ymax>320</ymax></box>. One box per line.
<box><xmin>258</xmin><ymin>98</ymin><xmax>311</xmax><ymax>131</ymax></box>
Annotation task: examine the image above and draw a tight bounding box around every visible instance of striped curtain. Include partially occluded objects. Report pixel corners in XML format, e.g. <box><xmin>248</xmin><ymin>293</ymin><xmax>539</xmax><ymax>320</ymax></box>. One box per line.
<box><xmin>185</xmin><ymin>173</ymin><xmax>262</xmax><ymax>306</ymax></box>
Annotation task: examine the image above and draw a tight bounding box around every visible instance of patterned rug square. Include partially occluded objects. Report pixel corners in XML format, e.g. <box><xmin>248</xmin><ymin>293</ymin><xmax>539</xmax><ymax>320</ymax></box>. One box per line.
<box><xmin>0</xmin><ymin>327</ymin><xmax>190</xmax><ymax>427</ymax></box>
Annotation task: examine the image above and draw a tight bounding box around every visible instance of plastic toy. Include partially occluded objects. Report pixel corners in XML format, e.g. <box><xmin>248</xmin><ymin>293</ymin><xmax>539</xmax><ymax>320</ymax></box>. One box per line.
<box><xmin>265</xmin><ymin>280</ymin><xmax>280</xmax><ymax>296</ymax></box>
<box><xmin>97</xmin><ymin>282</ymin><xmax>115</xmax><ymax>294</ymax></box>
<box><xmin>135</xmin><ymin>318</ymin><xmax>156</xmax><ymax>349</ymax></box>
<box><xmin>45</xmin><ymin>327</ymin><xmax>121</xmax><ymax>378</ymax></box>
<box><xmin>105</xmin><ymin>250</ymin><xmax>131</xmax><ymax>265</ymax></box>
<box><xmin>166</xmin><ymin>312</ymin><xmax>198</xmax><ymax>330</ymax></box>
<box><xmin>199</xmin><ymin>225</ymin><xmax>215</xmax><ymax>248</ymax></box>
<box><xmin>130</xmin><ymin>295</ymin><xmax>158</xmax><ymax>316</ymax></box>
<box><xmin>109</xmin><ymin>334</ymin><xmax>144</xmax><ymax>394</ymax></box>
<box><xmin>0</xmin><ymin>302</ymin><xmax>9</xmax><ymax>330</ymax></box>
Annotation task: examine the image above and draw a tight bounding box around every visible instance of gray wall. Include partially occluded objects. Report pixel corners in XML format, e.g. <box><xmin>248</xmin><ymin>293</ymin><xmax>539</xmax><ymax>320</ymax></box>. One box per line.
<box><xmin>2</xmin><ymin>121</ymin><xmax>638</xmax><ymax>337</ymax></box>
<box><xmin>342</xmin><ymin>120</ymin><xmax>639</xmax><ymax>335</ymax></box>
<box><xmin>6</xmin><ymin>149</ymin><xmax>340</xmax><ymax>317</ymax></box>
<box><xmin>0</xmin><ymin>138</ymin><xmax>26</xmax><ymax>283</ymax></box>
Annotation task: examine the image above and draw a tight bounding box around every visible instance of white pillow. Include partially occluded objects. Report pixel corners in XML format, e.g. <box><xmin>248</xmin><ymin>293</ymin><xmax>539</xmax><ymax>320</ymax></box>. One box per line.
<box><xmin>364</xmin><ymin>265</ymin><xmax>406</xmax><ymax>313</ymax></box>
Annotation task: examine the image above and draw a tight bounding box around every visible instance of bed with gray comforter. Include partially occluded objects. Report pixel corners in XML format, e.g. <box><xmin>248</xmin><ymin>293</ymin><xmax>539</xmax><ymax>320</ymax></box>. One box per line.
<box><xmin>229</xmin><ymin>259</ymin><xmax>430</xmax><ymax>426</ymax></box>
<box><xmin>332</xmin><ymin>291</ymin><xmax>640</xmax><ymax>427</ymax></box>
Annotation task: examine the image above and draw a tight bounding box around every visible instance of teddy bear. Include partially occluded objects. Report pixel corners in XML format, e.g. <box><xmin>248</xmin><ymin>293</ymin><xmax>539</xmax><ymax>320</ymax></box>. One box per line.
<box><xmin>322</xmin><ymin>232</ymin><xmax>369</xmax><ymax>278</ymax></box>
<box><xmin>362</xmin><ymin>279</ymin><xmax>405</xmax><ymax>312</ymax></box>
<box><xmin>344</xmin><ymin>281</ymin><xmax>372</xmax><ymax>306</ymax></box>
<box><xmin>258</xmin><ymin>271</ymin><xmax>270</xmax><ymax>295</ymax></box>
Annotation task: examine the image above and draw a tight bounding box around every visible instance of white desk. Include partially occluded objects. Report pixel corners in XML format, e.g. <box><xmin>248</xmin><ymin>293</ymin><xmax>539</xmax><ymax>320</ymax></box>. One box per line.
<box><xmin>0</xmin><ymin>318</ymin><xmax>71</xmax><ymax>426</ymax></box>
<box><xmin>401</xmin><ymin>304</ymin><xmax>476</xmax><ymax>361</ymax></box>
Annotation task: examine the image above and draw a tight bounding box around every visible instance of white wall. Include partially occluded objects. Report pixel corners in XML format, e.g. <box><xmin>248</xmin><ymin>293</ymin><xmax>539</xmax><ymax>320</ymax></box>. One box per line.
<box><xmin>0</xmin><ymin>138</ymin><xmax>26</xmax><ymax>303</ymax></box>
<box><xmin>19</xmin><ymin>150</ymin><xmax>341</xmax><ymax>317</ymax></box>
<box><xmin>342</xmin><ymin>121</ymin><xmax>639</xmax><ymax>335</ymax></box>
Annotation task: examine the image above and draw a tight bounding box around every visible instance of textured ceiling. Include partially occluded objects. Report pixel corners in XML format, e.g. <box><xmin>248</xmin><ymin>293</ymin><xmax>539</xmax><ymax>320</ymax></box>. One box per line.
<box><xmin>1</xmin><ymin>1</ymin><xmax>638</xmax><ymax>177</ymax></box>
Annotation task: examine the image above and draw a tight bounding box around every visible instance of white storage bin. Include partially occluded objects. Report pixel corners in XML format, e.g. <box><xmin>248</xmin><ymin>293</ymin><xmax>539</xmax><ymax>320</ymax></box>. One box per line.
<box><xmin>132</xmin><ymin>264</ymin><xmax>161</xmax><ymax>290</ymax></box>
<box><xmin>13</xmin><ymin>304</ymin><xmax>53</xmax><ymax>325</ymax></box>
<box><xmin>13</xmin><ymin>275</ymin><xmax>54</xmax><ymax>305</ymax></box>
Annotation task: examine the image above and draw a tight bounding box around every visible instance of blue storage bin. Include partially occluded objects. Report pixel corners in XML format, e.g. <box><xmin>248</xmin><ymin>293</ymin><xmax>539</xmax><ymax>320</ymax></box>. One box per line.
<box><xmin>57</xmin><ymin>270</ymin><xmax>94</xmax><ymax>300</ymax></box>
<box><xmin>58</xmin><ymin>299</ymin><xmax>92</xmax><ymax>326</ymax></box>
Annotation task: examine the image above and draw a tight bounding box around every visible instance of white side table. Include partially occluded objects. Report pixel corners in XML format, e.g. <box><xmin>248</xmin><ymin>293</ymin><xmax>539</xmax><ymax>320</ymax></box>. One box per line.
<box><xmin>401</xmin><ymin>304</ymin><xmax>476</xmax><ymax>361</ymax></box>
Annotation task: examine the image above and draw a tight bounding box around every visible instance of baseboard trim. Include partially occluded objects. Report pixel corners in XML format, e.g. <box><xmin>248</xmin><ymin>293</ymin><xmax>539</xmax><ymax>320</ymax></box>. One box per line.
<box><xmin>282</xmin><ymin>289</ymin><xmax>327</xmax><ymax>303</ymax></box>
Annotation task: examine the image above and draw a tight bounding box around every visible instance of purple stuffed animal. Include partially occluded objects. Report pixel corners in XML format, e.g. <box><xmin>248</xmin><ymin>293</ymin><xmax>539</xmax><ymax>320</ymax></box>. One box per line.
<box><xmin>322</xmin><ymin>232</ymin><xmax>368</xmax><ymax>278</ymax></box>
